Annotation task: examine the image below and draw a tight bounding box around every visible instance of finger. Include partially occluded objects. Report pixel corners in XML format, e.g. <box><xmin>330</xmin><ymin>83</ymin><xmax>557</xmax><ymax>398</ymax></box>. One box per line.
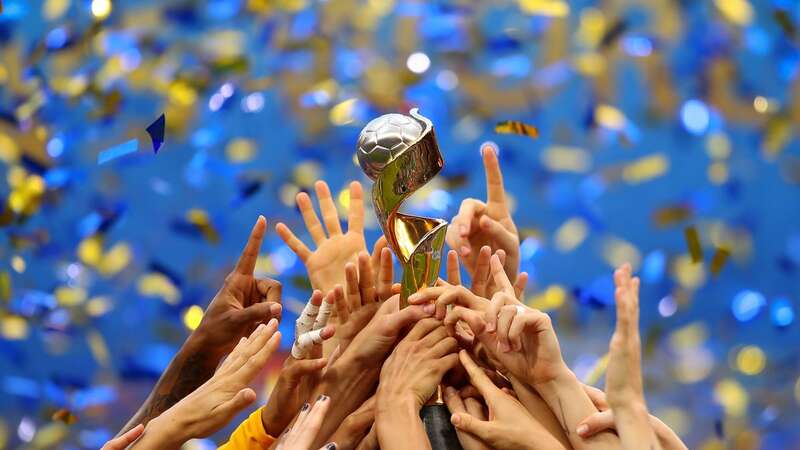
<box><xmin>514</xmin><ymin>272</ymin><xmax>528</xmax><ymax>300</ymax></box>
<box><xmin>292</xmin><ymin>326</ymin><xmax>335</xmax><ymax>359</ymax></box>
<box><xmin>345</xmin><ymin>262</ymin><xmax>362</xmax><ymax>311</ymax></box>
<box><xmin>444</xmin><ymin>305</ymin><xmax>487</xmax><ymax>337</ymax></box>
<box><xmin>576</xmin><ymin>409</ymin><xmax>615</xmax><ymax>438</ymax></box>
<box><xmin>582</xmin><ymin>384</ymin><xmax>609</xmax><ymax>411</ymax></box>
<box><xmin>446</xmin><ymin>250</ymin><xmax>461</xmax><ymax>285</ymax></box>
<box><xmin>470</xmin><ymin>246</ymin><xmax>492</xmax><ymax>296</ymax></box>
<box><xmin>285</xmin><ymin>357</ymin><xmax>329</xmax><ymax>382</ymax></box>
<box><xmin>275</xmin><ymin>222</ymin><xmax>313</xmax><ymax>262</ymax></box>
<box><xmin>418</xmin><ymin>325</ymin><xmax>450</xmax><ymax>349</ymax></box>
<box><xmin>235</xmin><ymin>301</ymin><xmax>283</xmax><ymax>328</ymax></box>
<box><xmin>358</xmin><ymin>251</ymin><xmax>377</xmax><ymax>304</ymax></box>
<box><xmin>481</xmin><ymin>144</ymin><xmax>506</xmax><ymax>209</ymax></box>
<box><xmin>256</xmin><ymin>279</ymin><xmax>283</xmax><ymax>304</ymax></box>
<box><xmin>241</xmin><ymin>318</ymin><xmax>279</xmax><ymax>359</ymax></box>
<box><xmin>234</xmin><ymin>215</ymin><xmax>267</xmax><ymax>275</ymax></box>
<box><xmin>459</xmin><ymin>350</ymin><xmax>503</xmax><ymax>400</ymax></box>
<box><xmin>379</xmin><ymin>304</ymin><xmax>435</xmax><ymax>337</ymax></box>
<box><xmin>508</xmin><ymin>310</ymin><xmax>551</xmax><ymax>352</ymax></box>
<box><xmin>489</xmin><ymin>254</ymin><xmax>515</xmax><ymax>296</ymax></box>
<box><xmin>450</xmin><ymin>412</ymin><xmax>495</xmax><ymax>443</ymax></box>
<box><xmin>496</xmin><ymin>305</ymin><xmax>517</xmax><ymax>352</ymax></box>
<box><xmin>240</xmin><ymin>322</ymin><xmax>280</xmax><ymax>373</ymax></box>
<box><xmin>333</xmin><ymin>284</ymin><xmax>349</xmax><ymax>323</ymax></box>
<box><xmin>433</xmin><ymin>352</ymin><xmax>460</xmax><ymax>377</ymax></box>
<box><xmin>218</xmin><ymin>336</ymin><xmax>249</xmax><ymax>374</ymax></box>
<box><xmin>629</xmin><ymin>276</ymin><xmax>641</xmax><ymax>335</ymax></box>
<box><xmin>313</xmin><ymin>291</ymin><xmax>334</xmax><ymax>330</ymax></box>
<box><xmin>377</xmin><ymin>247</ymin><xmax>394</xmax><ymax>301</ymax></box>
<box><xmin>370</xmin><ymin>236</ymin><xmax>388</xmax><ymax>274</ymax></box>
<box><xmin>407</xmin><ymin>286</ymin><xmax>447</xmax><ymax>305</ymax></box>
<box><xmin>296</xmin><ymin>290</ymin><xmax>323</xmax><ymax>336</ymax></box>
<box><xmin>295</xmin><ymin>395</ymin><xmax>331</xmax><ymax>450</ymax></box>
<box><xmin>463</xmin><ymin>397</ymin><xmax>486</xmax><ymax>420</ymax></box>
<box><xmin>102</xmin><ymin>424</ymin><xmax>144</xmax><ymax>450</ymax></box>
<box><xmin>428</xmin><ymin>335</ymin><xmax>459</xmax><ymax>359</ymax></box>
<box><xmin>215</xmin><ymin>388</ymin><xmax>257</xmax><ymax>424</ymax></box>
<box><xmin>315</xmin><ymin>181</ymin><xmax>342</xmax><ymax>236</ymax></box>
<box><xmin>297</xmin><ymin>192</ymin><xmax>327</xmax><ymax>245</ymax></box>
<box><xmin>348</xmin><ymin>181</ymin><xmax>365</xmax><ymax>234</ymax></box>
<box><xmin>355</xmin><ymin>423</ymin><xmax>378</xmax><ymax>450</ymax></box>
<box><xmin>443</xmin><ymin>385</ymin><xmax>467</xmax><ymax>414</ymax></box>
<box><xmin>405</xmin><ymin>317</ymin><xmax>443</xmax><ymax>342</ymax></box>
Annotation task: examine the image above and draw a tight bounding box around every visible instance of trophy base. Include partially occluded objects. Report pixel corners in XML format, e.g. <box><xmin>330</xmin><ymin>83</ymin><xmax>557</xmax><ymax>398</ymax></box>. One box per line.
<box><xmin>420</xmin><ymin>404</ymin><xmax>463</xmax><ymax>450</ymax></box>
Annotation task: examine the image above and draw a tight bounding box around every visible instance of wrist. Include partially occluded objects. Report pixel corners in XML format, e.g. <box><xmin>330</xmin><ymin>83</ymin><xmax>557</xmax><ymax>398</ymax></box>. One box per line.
<box><xmin>375</xmin><ymin>392</ymin><xmax>418</xmax><ymax>422</ymax></box>
<box><xmin>140</xmin><ymin>412</ymin><xmax>191</xmax><ymax>450</ymax></box>
<box><xmin>533</xmin><ymin>363</ymin><xmax>577</xmax><ymax>395</ymax></box>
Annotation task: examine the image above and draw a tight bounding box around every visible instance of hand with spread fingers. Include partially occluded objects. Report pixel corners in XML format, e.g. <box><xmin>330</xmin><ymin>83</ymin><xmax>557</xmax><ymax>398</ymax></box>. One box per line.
<box><xmin>578</xmin><ymin>384</ymin><xmax>687</xmax><ymax>450</ymax></box>
<box><xmin>276</xmin><ymin>180</ymin><xmax>369</xmax><ymax>295</ymax></box>
<box><xmin>600</xmin><ymin>263</ymin><xmax>664</xmax><ymax>450</ymax></box>
<box><xmin>446</xmin><ymin>145</ymin><xmax>520</xmax><ymax>286</ymax></box>
<box><xmin>448</xmin><ymin>351</ymin><xmax>568</xmax><ymax>450</ymax></box>
<box><xmin>276</xmin><ymin>395</ymin><xmax>338</xmax><ymax>450</ymax></box>
<box><xmin>132</xmin><ymin>320</ymin><xmax>282</xmax><ymax>449</ymax></box>
<box><xmin>375</xmin><ymin>319</ymin><xmax>461</xmax><ymax>450</ymax></box>
<box><xmin>120</xmin><ymin>216</ymin><xmax>283</xmax><ymax>434</ymax></box>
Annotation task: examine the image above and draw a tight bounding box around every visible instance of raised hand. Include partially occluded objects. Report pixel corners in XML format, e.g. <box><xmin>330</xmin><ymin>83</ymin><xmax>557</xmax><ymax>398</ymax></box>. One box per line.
<box><xmin>446</xmin><ymin>145</ymin><xmax>520</xmax><ymax>285</ymax></box>
<box><xmin>275</xmin><ymin>395</ymin><xmax>336</xmax><ymax>450</ymax></box>
<box><xmin>133</xmin><ymin>320</ymin><xmax>282</xmax><ymax>449</ymax></box>
<box><xmin>449</xmin><ymin>351</ymin><xmax>568</xmax><ymax>450</ymax></box>
<box><xmin>277</xmin><ymin>181</ymin><xmax>368</xmax><ymax>295</ymax></box>
<box><xmin>376</xmin><ymin>319</ymin><xmax>460</xmax><ymax>450</ymax></box>
<box><xmin>120</xmin><ymin>216</ymin><xmax>283</xmax><ymax>434</ymax></box>
<box><xmin>291</xmin><ymin>290</ymin><xmax>336</xmax><ymax>359</ymax></box>
<box><xmin>577</xmin><ymin>385</ymin><xmax>687</xmax><ymax>450</ymax></box>
<box><xmin>332</xmin><ymin>251</ymin><xmax>387</xmax><ymax>355</ymax></box>
<box><xmin>102</xmin><ymin>424</ymin><xmax>143</xmax><ymax>450</ymax></box>
<box><xmin>603</xmin><ymin>263</ymin><xmax>663</xmax><ymax>450</ymax></box>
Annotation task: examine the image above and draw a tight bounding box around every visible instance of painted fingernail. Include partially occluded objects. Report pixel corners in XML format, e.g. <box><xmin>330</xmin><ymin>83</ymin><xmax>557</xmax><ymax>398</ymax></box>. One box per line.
<box><xmin>317</xmin><ymin>394</ymin><xmax>328</xmax><ymax>402</ymax></box>
<box><xmin>423</xmin><ymin>304</ymin><xmax>435</xmax><ymax>314</ymax></box>
<box><xmin>325</xmin><ymin>443</ymin><xmax>337</xmax><ymax>450</ymax></box>
<box><xmin>301</xmin><ymin>402</ymin><xmax>310</xmax><ymax>411</ymax></box>
<box><xmin>576</xmin><ymin>424</ymin><xmax>588</xmax><ymax>436</ymax></box>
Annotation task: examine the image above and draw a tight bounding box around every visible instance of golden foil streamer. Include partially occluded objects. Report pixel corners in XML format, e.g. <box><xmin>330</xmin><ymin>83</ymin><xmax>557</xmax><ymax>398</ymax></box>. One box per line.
<box><xmin>684</xmin><ymin>226</ymin><xmax>704</xmax><ymax>263</ymax></box>
<box><xmin>495</xmin><ymin>120</ymin><xmax>540</xmax><ymax>139</ymax></box>
<box><xmin>709</xmin><ymin>247</ymin><xmax>730</xmax><ymax>276</ymax></box>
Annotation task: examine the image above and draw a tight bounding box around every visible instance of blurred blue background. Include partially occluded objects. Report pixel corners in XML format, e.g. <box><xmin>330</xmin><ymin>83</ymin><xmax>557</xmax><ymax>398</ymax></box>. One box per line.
<box><xmin>1</xmin><ymin>0</ymin><xmax>800</xmax><ymax>448</ymax></box>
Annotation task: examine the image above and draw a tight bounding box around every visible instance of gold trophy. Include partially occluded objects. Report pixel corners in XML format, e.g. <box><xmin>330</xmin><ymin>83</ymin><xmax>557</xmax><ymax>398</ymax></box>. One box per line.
<box><xmin>356</xmin><ymin>109</ymin><xmax>461</xmax><ymax>449</ymax></box>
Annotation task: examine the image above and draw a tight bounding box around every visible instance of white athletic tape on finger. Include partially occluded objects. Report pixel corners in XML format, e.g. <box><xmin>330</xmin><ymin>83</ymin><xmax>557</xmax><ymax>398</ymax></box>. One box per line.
<box><xmin>313</xmin><ymin>300</ymin><xmax>332</xmax><ymax>330</ymax></box>
<box><xmin>291</xmin><ymin>329</ymin><xmax>325</xmax><ymax>359</ymax></box>
<box><xmin>295</xmin><ymin>302</ymin><xmax>319</xmax><ymax>336</ymax></box>
<box><xmin>516</xmin><ymin>305</ymin><xmax>527</xmax><ymax>315</ymax></box>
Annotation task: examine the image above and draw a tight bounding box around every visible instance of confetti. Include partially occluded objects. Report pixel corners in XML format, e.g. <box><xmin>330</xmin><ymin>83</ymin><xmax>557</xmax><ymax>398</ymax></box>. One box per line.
<box><xmin>495</xmin><ymin>120</ymin><xmax>540</xmax><ymax>139</ymax></box>
<box><xmin>97</xmin><ymin>139</ymin><xmax>138</xmax><ymax>165</ymax></box>
<box><xmin>146</xmin><ymin>113</ymin><xmax>166</xmax><ymax>154</ymax></box>
<box><xmin>684</xmin><ymin>226</ymin><xmax>704</xmax><ymax>263</ymax></box>
<box><xmin>51</xmin><ymin>409</ymin><xmax>78</xmax><ymax>425</ymax></box>
<box><xmin>709</xmin><ymin>247</ymin><xmax>730</xmax><ymax>276</ymax></box>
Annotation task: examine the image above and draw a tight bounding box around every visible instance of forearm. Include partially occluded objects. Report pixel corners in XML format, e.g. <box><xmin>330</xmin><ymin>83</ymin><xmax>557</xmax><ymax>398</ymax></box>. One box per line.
<box><xmin>119</xmin><ymin>334</ymin><xmax>219</xmax><ymax>435</ymax></box>
<box><xmin>615</xmin><ymin>404</ymin><xmax>662</xmax><ymax>450</ymax></box>
<box><xmin>375</xmin><ymin>398</ymin><xmax>430</xmax><ymax>450</ymax></box>
<box><xmin>128</xmin><ymin>414</ymin><xmax>189</xmax><ymax>450</ymax></box>
<box><xmin>536</xmin><ymin>368</ymin><xmax>620</xmax><ymax>450</ymax></box>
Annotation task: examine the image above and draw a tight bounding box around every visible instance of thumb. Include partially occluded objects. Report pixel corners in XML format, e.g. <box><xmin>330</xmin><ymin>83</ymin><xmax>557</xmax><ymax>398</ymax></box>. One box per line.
<box><xmin>479</xmin><ymin>216</ymin><xmax>516</xmax><ymax>249</ymax></box>
<box><xmin>217</xmin><ymin>387</ymin><xmax>257</xmax><ymax>419</ymax></box>
<box><xmin>576</xmin><ymin>410</ymin><xmax>615</xmax><ymax>438</ymax></box>
<box><xmin>235</xmin><ymin>302</ymin><xmax>282</xmax><ymax>326</ymax></box>
<box><xmin>380</xmin><ymin>304</ymin><xmax>435</xmax><ymax>337</ymax></box>
<box><xmin>450</xmin><ymin>413</ymin><xmax>495</xmax><ymax>441</ymax></box>
<box><xmin>286</xmin><ymin>357</ymin><xmax>328</xmax><ymax>382</ymax></box>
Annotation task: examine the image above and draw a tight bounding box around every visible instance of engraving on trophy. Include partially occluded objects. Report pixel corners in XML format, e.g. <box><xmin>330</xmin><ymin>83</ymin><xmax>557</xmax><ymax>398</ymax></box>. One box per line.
<box><xmin>356</xmin><ymin>109</ymin><xmax>448</xmax><ymax>308</ymax></box>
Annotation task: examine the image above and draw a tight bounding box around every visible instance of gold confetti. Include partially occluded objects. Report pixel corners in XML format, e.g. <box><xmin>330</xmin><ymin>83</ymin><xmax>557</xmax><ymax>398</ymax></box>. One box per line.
<box><xmin>652</xmin><ymin>204</ymin><xmax>692</xmax><ymax>227</ymax></box>
<box><xmin>540</xmin><ymin>146</ymin><xmax>591</xmax><ymax>173</ymax></box>
<box><xmin>554</xmin><ymin>217</ymin><xmax>589</xmax><ymax>252</ymax></box>
<box><xmin>52</xmin><ymin>409</ymin><xmax>78</xmax><ymax>425</ymax></box>
<box><xmin>0</xmin><ymin>271</ymin><xmax>10</xmax><ymax>302</ymax></box>
<box><xmin>87</xmin><ymin>329</ymin><xmax>110</xmax><ymax>367</ymax></box>
<box><xmin>582</xmin><ymin>353</ymin><xmax>608</xmax><ymax>386</ymax></box>
<box><xmin>138</xmin><ymin>272</ymin><xmax>180</xmax><ymax>304</ymax></box>
<box><xmin>495</xmin><ymin>120</ymin><xmax>540</xmax><ymax>139</ymax></box>
<box><xmin>622</xmin><ymin>154</ymin><xmax>669</xmax><ymax>184</ymax></box>
<box><xmin>714</xmin><ymin>0</ymin><xmax>753</xmax><ymax>26</ymax></box>
<box><xmin>684</xmin><ymin>226</ymin><xmax>704</xmax><ymax>263</ymax></box>
<box><xmin>517</xmin><ymin>0</ymin><xmax>569</xmax><ymax>17</ymax></box>
<box><xmin>709</xmin><ymin>247</ymin><xmax>730</xmax><ymax>276</ymax></box>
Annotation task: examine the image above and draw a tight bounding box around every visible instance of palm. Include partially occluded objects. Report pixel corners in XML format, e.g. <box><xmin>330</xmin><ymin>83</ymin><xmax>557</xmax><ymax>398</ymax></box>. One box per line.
<box><xmin>306</xmin><ymin>232</ymin><xmax>367</xmax><ymax>293</ymax></box>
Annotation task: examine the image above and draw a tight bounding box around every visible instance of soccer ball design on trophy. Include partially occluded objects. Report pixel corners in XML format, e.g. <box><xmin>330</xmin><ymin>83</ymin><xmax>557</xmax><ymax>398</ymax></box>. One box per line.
<box><xmin>356</xmin><ymin>113</ymin><xmax>425</xmax><ymax>181</ymax></box>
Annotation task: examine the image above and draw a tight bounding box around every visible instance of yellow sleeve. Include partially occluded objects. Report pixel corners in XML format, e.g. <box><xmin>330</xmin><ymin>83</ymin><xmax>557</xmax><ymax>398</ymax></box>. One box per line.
<box><xmin>218</xmin><ymin>407</ymin><xmax>276</xmax><ymax>450</ymax></box>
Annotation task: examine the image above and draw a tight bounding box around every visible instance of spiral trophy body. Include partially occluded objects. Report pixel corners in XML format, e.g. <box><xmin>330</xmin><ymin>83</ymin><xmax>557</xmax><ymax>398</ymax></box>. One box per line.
<box><xmin>357</xmin><ymin>109</ymin><xmax>461</xmax><ymax>450</ymax></box>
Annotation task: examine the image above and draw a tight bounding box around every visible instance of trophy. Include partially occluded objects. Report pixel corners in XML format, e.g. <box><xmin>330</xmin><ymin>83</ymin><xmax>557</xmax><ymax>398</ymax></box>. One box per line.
<box><xmin>357</xmin><ymin>109</ymin><xmax>462</xmax><ymax>450</ymax></box>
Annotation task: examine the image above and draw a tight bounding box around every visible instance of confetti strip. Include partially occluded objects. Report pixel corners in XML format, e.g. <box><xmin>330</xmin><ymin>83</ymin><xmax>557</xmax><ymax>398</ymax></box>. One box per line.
<box><xmin>52</xmin><ymin>409</ymin><xmax>78</xmax><ymax>425</ymax></box>
<box><xmin>146</xmin><ymin>113</ymin><xmax>165</xmax><ymax>153</ymax></box>
<box><xmin>495</xmin><ymin>120</ymin><xmax>539</xmax><ymax>139</ymax></box>
<box><xmin>582</xmin><ymin>353</ymin><xmax>609</xmax><ymax>386</ymax></box>
<box><xmin>710</xmin><ymin>247</ymin><xmax>731</xmax><ymax>276</ymax></box>
<box><xmin>652</xmin><ymin>204</ymin><xmax>692</xmax><ymax>227</ymax></box>
<box><xmin>97</xmin><ymin>139</ymin><xmax>138</xmax><ymax>164</ymax></box>
<box><xmin>0</xmin><ymin>271</ymin><xmax>10</xmax><ymax>302</ymax></box>
<box><xmin>684</xmin><ymin>226</ymin><xmax>704</xmax><ymax>263</ymax></box>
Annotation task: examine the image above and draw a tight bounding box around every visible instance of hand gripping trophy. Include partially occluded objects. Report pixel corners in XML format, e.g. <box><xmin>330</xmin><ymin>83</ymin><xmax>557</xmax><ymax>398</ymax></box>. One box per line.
<box><xmin>357</xmin><ymin>109</ymin><xmax>462</xmax><ymax>450</ymax></box>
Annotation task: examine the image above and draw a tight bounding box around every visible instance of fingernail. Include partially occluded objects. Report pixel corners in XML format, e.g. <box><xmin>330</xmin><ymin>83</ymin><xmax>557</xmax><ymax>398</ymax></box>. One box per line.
<box><xmin>460</xmin><ymin>246</ymin><xmax>470</xmax><ymax>255</ymax></box>
<box><xmin>301</xmin><ymin>402</ymin><xmax>310</xmax><ymax>411</ymax></box>
<box><xmin>325</xmin><ymin>444</ymin><xmax>337</xmax><ymax>450</ymax></box>
<box><xmin>408</xmin><ymin>294</ymin><xmax>418</xmax><ymax>302</ymax></box>
<box><xmin>256</xmin><ymin>323</ymin><xmax>266</xmax><ymax>333</ymax></box>
<box><xmin>317</xmin><ymin>394</ymin><xmax>328</xmax><ymax>402</ymax></box>
<box><xmin>576</xmin><ymin>424</ymin><xmax>588</xmax><ymax>436</ymax></box>
<box><xmin>270</xmin><ymin>303</ymin><xmax>282</xmax><ymax>314</ymax></box>
<box><xmin>423</xmin><ymin>304</ymin><xmax>435</xmax><ymax>314</ymax></box>
<box><xmin>451</xmin><ymin>415</ymin><xmax>461</xmax><ymax>426</ymax></box>
<box><xmin>486</xmin><ymin>322</ymin><xmax>495</xmax><ymax>333</ymax></box>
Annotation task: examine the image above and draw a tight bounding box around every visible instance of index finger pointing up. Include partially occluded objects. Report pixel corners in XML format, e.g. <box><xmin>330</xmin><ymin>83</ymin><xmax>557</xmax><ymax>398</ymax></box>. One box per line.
<box><xmin>481</xmin><ymin>145</ymin><xmax>506</xmax><ymax>209</ymax></box>
<box><xmin>235</xmin><ymin>216</ymin><xmax>266</xmax><ymax>275</ymax></box>
<box><xmin>458</xmin><ymin>350</ymin><xmax>502</xmax><ymax>402</ymax></box>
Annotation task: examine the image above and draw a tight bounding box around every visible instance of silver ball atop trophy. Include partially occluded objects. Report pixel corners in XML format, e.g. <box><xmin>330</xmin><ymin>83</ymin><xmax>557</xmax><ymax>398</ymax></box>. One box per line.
<box><xmin>356</xmin><ymin>113</ymin><xmax>425</xmax><ymax>181</ymax></box>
